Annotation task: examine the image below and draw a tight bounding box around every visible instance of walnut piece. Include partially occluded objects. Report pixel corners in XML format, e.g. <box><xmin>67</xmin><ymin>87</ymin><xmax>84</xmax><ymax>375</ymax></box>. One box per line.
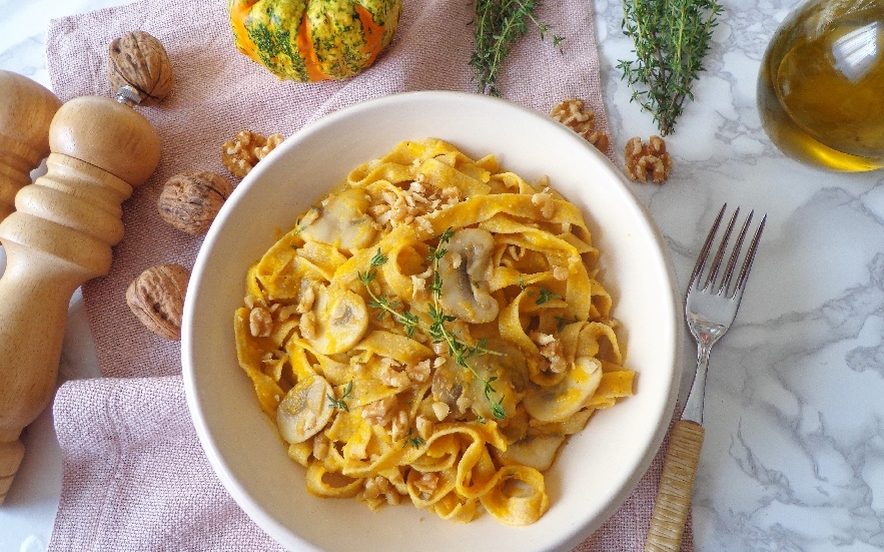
<box><xmin>221</xmin><ymin>130</ymin><xmax>284</xmax><ymax>178</ymax></box>
<box><xmin>624</xmin><ymin>136</ymin><xmax>673</xmax><ymax>184</ymax></box>
<box><xmin>108</xmin><ymin>30</ymin><xmax>174</xmax><ymax>106</ymax></box>
<box><xmin>157</xmin><ymin>171</ymin><xmax>233</xmax><ymax>235</ymax></box>
<box><xmin>126</xmin><ymin>263</ymin><xmax>190</xmax><ymax>340</ymax></box>
<box><xmin>550</xmin><ymin>98</ymin><xmax>610</xmax><ymax>153</ymax></box>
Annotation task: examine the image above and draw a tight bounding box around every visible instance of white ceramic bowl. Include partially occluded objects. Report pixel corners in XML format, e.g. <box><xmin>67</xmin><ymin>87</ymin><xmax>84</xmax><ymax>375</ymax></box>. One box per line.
<box><xmin>183</xmin><ymin>91</ymin><xmax>681</xmax><ymax>552</ymax></box>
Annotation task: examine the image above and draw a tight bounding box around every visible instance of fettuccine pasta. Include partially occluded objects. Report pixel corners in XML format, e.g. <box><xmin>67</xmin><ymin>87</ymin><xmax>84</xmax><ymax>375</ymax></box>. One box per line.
<box><xmin>234</xmin><ymin>138</ymin><xmax>634</xmax><ymax>525</ymax></box>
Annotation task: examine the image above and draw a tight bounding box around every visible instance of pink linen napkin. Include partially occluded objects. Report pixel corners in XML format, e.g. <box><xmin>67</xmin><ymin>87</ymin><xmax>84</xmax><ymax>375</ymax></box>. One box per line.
<box><xmin>43</xmin><ymin>0</ymin><xmax>691</xmax><ymax>549</ymax></box>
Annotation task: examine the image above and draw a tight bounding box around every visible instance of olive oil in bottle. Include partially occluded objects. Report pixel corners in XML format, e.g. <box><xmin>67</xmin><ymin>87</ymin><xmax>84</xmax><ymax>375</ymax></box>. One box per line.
<box><xmin>758</xmin><ymin>0</ymin><xmax>884</xmax><ymax>171</ymax></box>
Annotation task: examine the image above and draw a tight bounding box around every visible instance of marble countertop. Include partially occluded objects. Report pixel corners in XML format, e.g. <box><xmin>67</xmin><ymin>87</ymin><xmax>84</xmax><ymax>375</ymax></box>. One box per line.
<box><xmin>3</xmin><ymin>0</ymin><xmax>884</xmax><ymax>551</ymax></box>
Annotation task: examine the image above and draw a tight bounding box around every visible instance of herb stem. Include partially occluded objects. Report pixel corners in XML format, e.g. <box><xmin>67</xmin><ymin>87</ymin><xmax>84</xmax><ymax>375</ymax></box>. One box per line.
<box><xmin>617</xmin><ymin>0</ymin><xmax>721</xmax><ymax>135</ymax></box>
<box><xmin>358</xmin><ymin>237</ymin><xmax>506</xmax><ymax>420</ymax></box>
<box><xmin>470</xmin><ymin>0</ymin><xmax>564</xmax><ymax>96</ymax></box>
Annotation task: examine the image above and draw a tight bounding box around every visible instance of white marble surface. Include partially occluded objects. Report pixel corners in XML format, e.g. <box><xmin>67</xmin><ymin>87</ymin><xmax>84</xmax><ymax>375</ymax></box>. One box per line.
<box><xmin>3</xmin><ymin>0</ymin><xmax>884</xmax><ymax>551</ymax></box>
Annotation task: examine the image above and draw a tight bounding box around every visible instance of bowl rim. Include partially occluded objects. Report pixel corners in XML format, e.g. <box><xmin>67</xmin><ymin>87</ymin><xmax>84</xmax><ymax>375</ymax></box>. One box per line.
<box><xmin>182</xmin><ymin>90</ymin><xmax>683</xmax><ymax>552</ymax></box>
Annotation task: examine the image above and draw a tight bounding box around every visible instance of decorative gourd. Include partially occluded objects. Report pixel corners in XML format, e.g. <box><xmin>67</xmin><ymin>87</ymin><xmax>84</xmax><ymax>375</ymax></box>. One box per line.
<box><xmin>229</xmin><ymin>0</ymin><xmax>401</xmax><ymax>82</ymax></box>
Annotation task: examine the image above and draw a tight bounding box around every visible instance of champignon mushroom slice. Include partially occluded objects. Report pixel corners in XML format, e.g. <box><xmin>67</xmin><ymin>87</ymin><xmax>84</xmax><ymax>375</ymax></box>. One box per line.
<box><xmin>522</xmin><ymin>356</ymin><xmax>603</xmax><ymax>423</ymax></box>
<box><xmin>431</xmin><ymin>357</ymin><xmax>464</xmax><ymax>412</ymax></box>
<box><xmin>306</xmin><ymin>285</ymin><xmax>369</xmax><ymax>355</ymax></box>
<box><xmin>438</xmin><ymin>228</ymin><xmax>499</xmax><ymax>324</ymax></box>
<box><xmin>299</xmin><ymin>188</ymin><xmax>376</xmax><ymax>253</ymax></box>
<box><xmin>431</xmin><ymin>340</ymin><xmax>525</xmax><ymax>422</ymax></box>
<box><xmin>277</xmin><ymin>375</ymin><xmax>334</xmax><ymax>444</ymax></box>
<box><xmin>495</xmin><ymin>433</ymin><xmax>567</xmax><ymax>471</ymax></box>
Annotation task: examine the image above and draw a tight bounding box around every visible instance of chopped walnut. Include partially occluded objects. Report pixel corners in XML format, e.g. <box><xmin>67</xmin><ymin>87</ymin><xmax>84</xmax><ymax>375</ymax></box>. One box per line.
<box><xmin>531</xmin><ymin>331</ymin><xmax>568</xmax><ymax>374</ymax></box>
<box><xmin>371</xmin><ymin>179</ymin><xmax>460</xmax><ymax>230</ymax></box>
<box><xmin>415</xmin><ymin>414</ymin><xmax>434</xmax><ymax>440</ymax></box>
<box><xmin>431</xmin><ymin>401</ymin><xmax>450</xmax><ymax>421</ymax></box>
<box><xmin>249</xmin><ymin>306</ymin><xmax>273</xmax><ymax>337</ymax></box>
<box><xmin>455</xmin><ymin>395</ymin><xmax>473</xmax><ymax>414</ymax></box>
<box><xmin>550</xmin><ymin>98</ymin><xmax>610</xmax><ymax>153</ymax></box>
<box><xmin>406</xmin><ymin>359</ymin><xmax>432</xmax><ymax>384</ymax></box>
<box><xmin>312</xmin><ymin>433</ymin><xmax>330</xmax><ymax>461</ymax></box>
<box><xmin>364</xmin><ymin>476</ymin><xmax>401</xmax><ymax>505</ymax></box>
<box><xmin>362</xmin><ymin>396</ymin><xmax>397</xmax><ymax>426</ymax></box>
<box><xmin>624</xmin><ymin>136</ymin><xmax>673</xmax><ymax>184</ymax></box>
<box><xmin>531</xmin><ymin>189</ymin><xmax>556</xmax><ymax>219</ymax></box>
<box><xmin>296</xmin><ymin>281</ymin><xmax>317</xmax><ymax>314</ymax></box>
<box><xmin>221</xmin><ymin>130</ymin><xmax>284</xmax><ymax>178</ymax></box>
<box><xmin>413</xmin><ymin>472</ymin><xmax>439</xmax><ymax>495</ymax></box>
<box><xmin>277</xmin><ymin>304</ymin><xmax>299</xmax><ymax>322</ymax></box>
<box><xmin>379</xmin><ymin>359</ymin><xmax>411</xmax><ymax>388</ymax></box>
<box><xmin>391</xmin><ymin>410</ymin><xmax>410</xmax><ymax>442</ymax></box>
<box><xmin>299</xmin><ymin>311</ymin><xmax>317</xmax><ymax>340</ymax></box>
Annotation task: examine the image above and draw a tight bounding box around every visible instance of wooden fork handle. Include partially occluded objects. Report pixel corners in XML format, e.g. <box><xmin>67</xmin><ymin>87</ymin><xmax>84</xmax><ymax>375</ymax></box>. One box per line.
<box><xmin>644</xmin><ymin>420</ymin><xmax>705</xmax><ymax>552</ymax></box>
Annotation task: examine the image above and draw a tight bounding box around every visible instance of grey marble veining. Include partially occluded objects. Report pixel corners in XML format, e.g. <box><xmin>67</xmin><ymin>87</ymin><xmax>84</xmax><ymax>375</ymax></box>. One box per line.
<box><xmin>2</xmin><ymin>0</ymin><xmax>884</xmax><ymax>551</ymax></box>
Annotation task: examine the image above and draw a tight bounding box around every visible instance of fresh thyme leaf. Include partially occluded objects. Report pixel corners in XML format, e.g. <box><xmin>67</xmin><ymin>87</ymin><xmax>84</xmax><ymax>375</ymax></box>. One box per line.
<box><xmin>555</xmin><ymin>314</ymin><xmax>578</xmax><ymax>332</ymax></box>
<box><xmin>370</xmin><ymin>249</ymin><xmax>388</xmax><ymax>268</ymax></box>
<box><xmin>328</xmin><ymin>380</ymin><xmax>354</xmax><ymax>412</ymax></box>
<box><xmin>470</xmin><ymin>0</ymin><xmax>564</xmax><ymax>96</ymax></box>
<box><xmin>360</xmin><ymin>231</ymin><xmax>507</xmax><ymax>419</ymax></box>
<box><xmin>617</xmin><ymin>0</ymin><xmax>722</xmax><ymax>135</ymax></box>
<box><xmin>402</xmin><ymin>428</ymin><xmax>426</xmax><ymax>449</ymax></box>
<box><xmin>535</xmin><ymin>287</ymin><xmax>562</xmax><ymax>305</ymax></box>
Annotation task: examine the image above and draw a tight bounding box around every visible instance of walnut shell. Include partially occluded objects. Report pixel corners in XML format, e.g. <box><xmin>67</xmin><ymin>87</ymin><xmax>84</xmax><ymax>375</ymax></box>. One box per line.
<box><xmin>126</xmin><ymin>263</ymin><xmax>190</xmax><ymax>341</ymax></box>
<box><xmin>108</xmin><ymin>30</ymin><xmax>174</xmax><ymax>106</ymax></box>
<box><xmin>157</xmin><ymin>171</ymin><xmax>233</xmax><ymax>235</ymax></box>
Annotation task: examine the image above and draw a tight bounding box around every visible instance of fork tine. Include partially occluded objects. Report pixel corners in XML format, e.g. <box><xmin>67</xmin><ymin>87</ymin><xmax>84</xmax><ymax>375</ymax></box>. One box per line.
<box><xmin>735</xmin><ymin>213</ymin><xmax>766</xmax><ymax>292</ymax></box>
<box><xmin>705</xmin><ymin>208</ymin><xmax>740</xmax><ymax>292</ymax></box>
<box><xmin>720</xmin><ymin>210</ymin><xmax>754</xmax><ymax>293</ymax></box>
<box><xmin>689</xmin><ymin>204</ymin><xmax>727</xmax><ymax>287</ymax></box>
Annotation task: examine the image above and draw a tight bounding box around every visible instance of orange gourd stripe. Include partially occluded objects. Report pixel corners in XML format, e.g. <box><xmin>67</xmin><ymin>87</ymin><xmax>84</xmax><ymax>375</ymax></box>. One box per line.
<box><xmin>355</xmin><ymin>4</ymin><xmax>386</xmax><ymax>67</ymax></box>
<box><xmin>296</xmin><ymin>4</ymin><xmax>386</xmax><ymax>82</ymax></box>
<box><xmin>295</xmin><ymin>13</ymin><xmax>331</xmax><ymax>82</ymax></box>
<box><xmin>229</xmin><ymin>0</ymin><xmax>261</xmax><ymax>61</ymax></box>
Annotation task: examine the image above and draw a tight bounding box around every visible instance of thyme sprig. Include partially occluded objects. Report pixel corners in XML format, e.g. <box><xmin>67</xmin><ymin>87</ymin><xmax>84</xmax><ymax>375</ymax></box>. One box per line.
<box><xmin>357</xmin><ymin>233</ymin><xmax>506</xmax><ymax>420</ymax></box>
<box><xmin>535</xmin><ymin>286</ymin><xmax>562</xmax><ymax>305</ymax></box>
<box><xmin>403</xmin><ymin>428</ymin><xmax>427</xmax><ymax>449</ymax></box>
<box><xmin>470</xmin><ymin>0</ymin><xmax>564</xmax><ymax>96</ymax></box>
<box><xmin>617</xmin><ymin>0</ymin><xmax>722</xmax><ymax>135</ymax></box>
<box><xmin>427</xmin><ymin>231</ymin><xmax>506</xmax><ymax>420</ymax></box>
<box><xmin>327</xmin><ymin>380</ymin><xmax>354</xmax><ymax>412</ymax></box>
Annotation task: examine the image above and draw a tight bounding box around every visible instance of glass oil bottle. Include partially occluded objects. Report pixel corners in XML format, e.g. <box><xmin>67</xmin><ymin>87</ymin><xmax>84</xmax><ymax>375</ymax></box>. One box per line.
<box><xmin>758</xmin><ymin>0</ymin><xmax>884</xmax><ymax>171</ymax></box>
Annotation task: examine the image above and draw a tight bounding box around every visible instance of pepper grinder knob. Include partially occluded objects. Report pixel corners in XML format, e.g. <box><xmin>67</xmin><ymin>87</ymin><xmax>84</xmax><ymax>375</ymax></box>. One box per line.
<box><xmin>0</xmin><ymin>70</ymin><xmax>62</xmax><ymax>222</ymax></box>
<box><xmin>0</xmin><ymin>94</ymin><xmax>160</xmax><ymax>505</ymax></box>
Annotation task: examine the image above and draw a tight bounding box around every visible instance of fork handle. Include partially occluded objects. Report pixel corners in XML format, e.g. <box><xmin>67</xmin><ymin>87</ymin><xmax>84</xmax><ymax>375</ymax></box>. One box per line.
<box><xmin>644</xmin><ymin>420</ymin><xmax>705</xmax><ymax>552</ymax></box>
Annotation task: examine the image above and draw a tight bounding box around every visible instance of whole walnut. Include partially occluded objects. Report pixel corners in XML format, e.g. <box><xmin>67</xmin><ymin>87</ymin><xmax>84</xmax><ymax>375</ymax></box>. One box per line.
<box><xmin>624</xmin><ymin>136</ymin><xmax>673</xmax><ymax>184</ymax></box>
<box><xmin>108</xmin><ymin>30</ymin><xmax>174</xmax><ymax>106</ymax></box>
<box><xmin>157</xmin><ymin>171</ymin><xmax>233</xmax><ymax>235</ymax></box>
<box><xmin>126</xmin><ymin>263</ymin><xmax>190</xmax><ymax>341</ymax></box>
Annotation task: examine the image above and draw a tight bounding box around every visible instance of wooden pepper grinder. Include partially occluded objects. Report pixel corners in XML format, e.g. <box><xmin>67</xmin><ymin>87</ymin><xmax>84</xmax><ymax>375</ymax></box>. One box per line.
<box><xmin>0</xmin><ymin>91</ymin><xmax>161</xmax><ymax>505</ymax></box>
<box><xmin>0</xmin><ymin>70</ymin><xmax>62</xmax><ymax>222</ymax></box>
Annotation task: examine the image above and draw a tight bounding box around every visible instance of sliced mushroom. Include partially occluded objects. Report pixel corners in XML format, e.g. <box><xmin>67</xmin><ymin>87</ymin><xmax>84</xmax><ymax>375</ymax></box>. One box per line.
<box><xmin>299</xmin><ymin>187</ymin><xmax>377</xmax><ymax>253</ymax></box>
<box><xmin>277</xmin><ymin>374</ymin><xmax>334</xmax><ymax>444</ymax></box>
<box><xmin>522</xmin><ymin>356</ymin><xmax>602</xmax><ymax>423</ymax></box>
<box><xmin>431</xmin><ymin>357</ymin><xmax>464</xmax><ymax>413</ymax></box>
<box><xmin>494</xmin><ymin>432</ymin><xmax>567</xmax><ymax>471</ymax></box>
<box><xmin>438</xmin><ymin>228</ymin><xmax>499</xmax><ymax>324</ymax></box>
<box><xmin>305</xmin><ymin>284</ymin><xmax>369</xmax><ymax>355</ymax></box>
<box><xmin>430</xmin><ymin>339</ymin><xmax>526</xmax><ymax>422</ymax></box>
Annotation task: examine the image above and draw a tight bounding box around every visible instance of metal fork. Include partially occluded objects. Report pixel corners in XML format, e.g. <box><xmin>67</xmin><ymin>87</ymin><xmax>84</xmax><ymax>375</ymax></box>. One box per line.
<box><xmin>645</xmin><ymin>204</ymin><xmax>766</xmax><ymax>552</ymax></box>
